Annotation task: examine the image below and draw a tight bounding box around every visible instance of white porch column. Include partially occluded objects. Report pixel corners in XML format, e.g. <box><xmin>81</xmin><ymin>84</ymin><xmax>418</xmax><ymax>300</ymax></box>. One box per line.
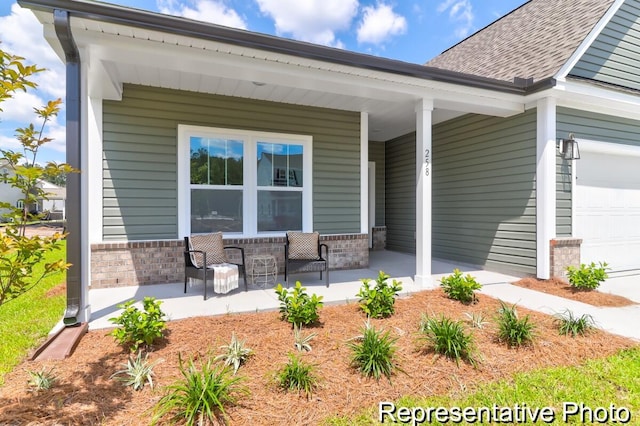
<box><xmin>360</xmin><ymin>112</ymin><xmax>369</xmax><ymax>235</ymax></box>
<box><xmin>536</xmin><ymin>97</ymin><xmax>557</xmax><ymax>279</ymax></box>
<box><xmin>415</xmin><ymin>99</ymin><xmax>434</xmax><ymax>287</ymax></box>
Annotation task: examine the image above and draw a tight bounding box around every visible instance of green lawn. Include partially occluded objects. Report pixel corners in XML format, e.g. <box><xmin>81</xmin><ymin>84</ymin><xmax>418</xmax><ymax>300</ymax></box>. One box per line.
<box><xmin>325</xmin><ymin>347</ymin><xmax>640</xmax><ymax>425</ymax></box>
<box><xmin>0</xmin><ymin>241</ymin><xmax>66</xmax><ymax>386</ymax></box>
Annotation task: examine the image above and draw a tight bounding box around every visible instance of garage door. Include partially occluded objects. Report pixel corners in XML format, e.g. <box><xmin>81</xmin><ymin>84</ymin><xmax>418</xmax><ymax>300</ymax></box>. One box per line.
<box><xmin>574</xmin><ymin>141</ymin><xmax>640</xmax><ymax>272</ymax></box>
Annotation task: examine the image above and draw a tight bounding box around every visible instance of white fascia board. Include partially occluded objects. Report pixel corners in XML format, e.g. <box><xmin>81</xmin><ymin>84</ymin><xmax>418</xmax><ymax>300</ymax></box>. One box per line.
<box><xmin>555</xmin><ymin>0</ymin><xmax>625</xmax><ymax>80</ymax></box>
<box><xmin>71</xmin><ymin>20</ymin><xmax>525</xmax><ymax>116</ymax></box>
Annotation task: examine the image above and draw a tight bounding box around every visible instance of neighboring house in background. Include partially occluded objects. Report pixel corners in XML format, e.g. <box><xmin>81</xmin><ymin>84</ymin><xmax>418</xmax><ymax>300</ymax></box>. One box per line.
<box><xmin>0</xmin><ymin>160</ymin><xmax>66</xmax><ymax>220</ymax></box>
<box><xmin>19</xmin><ymin>0</ymin><xmax>640</xmax><ymax>325</ymax></box>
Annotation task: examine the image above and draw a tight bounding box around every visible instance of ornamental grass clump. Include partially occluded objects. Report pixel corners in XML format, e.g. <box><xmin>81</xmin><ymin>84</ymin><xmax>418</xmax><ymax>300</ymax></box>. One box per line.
<box><xmin>356</xmin><ymin>271</ymin><xmax>403</xmax><ymax>318</ymax></box>
<box><xmin>440</xmin><ymin>269</ymin><xmax>482</xmax><ymax>304</ymax></box>
<box><xmin>111</xmin><ymin>351</ymin><xmax>161</xmax><ymax>391</ymax></box>
<box><xmin>554</xmin><ymin>310</ymin><xmax>596</xmax><ymax>337</ymax></box>
<box><xmin>152</xmin><ymin>353</ymin><xmax>248</xmax><ymax>426</ymax></box>
<box><xmin>293</xmin><ymin>324</ymin><xmax>316</xmax><ymax>352</ymax></box>
<box><xmin>275</xmin><ymin>281</ymin><xmax>323</xmax><ymax>326</ymax></box>
<box><xmin>347</xmin><ymin>321</ymin><xmax>402</xmax><ymax>382</ymax></box>
<box><xmin>418</xmin><ymin>314</ymin><xmax>479</xmax><ymax>367</ymax></box>
<box><xmin>26</xmin><ymin>367</ymin><xmax>57</xmax><ymax>392</ymax></box>
<box><xmin>496</xmin><ymin>301</ymin><xmax>536</xmax><ymax>347</ymax></box>
<box><xmin>275</xmin><ymin>353</ymin><xmax>319</xmax><ymax>398</ymax></box>
<box><xmin>566</xmin><ymin>262</ymin><xmax>609</xmax><ymax>290</ymax></box>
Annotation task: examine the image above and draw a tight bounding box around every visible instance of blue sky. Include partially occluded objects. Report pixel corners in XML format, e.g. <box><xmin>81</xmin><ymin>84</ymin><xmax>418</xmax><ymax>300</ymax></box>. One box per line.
<box><xmin>0</xmin><ymin>0</ymin><xmax>526</xmax><ymax>165</ymax></box>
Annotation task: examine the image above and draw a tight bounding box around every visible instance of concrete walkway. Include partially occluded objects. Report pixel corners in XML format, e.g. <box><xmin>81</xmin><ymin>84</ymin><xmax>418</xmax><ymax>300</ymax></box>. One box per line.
<box><xmin>88</xmin><ymin>251</ymin><xmax>640</xmax><ymax>341</ymax></box>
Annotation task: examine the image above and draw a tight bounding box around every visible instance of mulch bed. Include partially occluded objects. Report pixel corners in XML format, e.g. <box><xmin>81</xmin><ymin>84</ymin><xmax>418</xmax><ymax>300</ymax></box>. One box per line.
<box><xmin>512</xmin><ymin>277</ymin><xmax>636</xmax><ymax>307</ymax></box>
<box><xmin>0</xmin><ymin>289</ymin><xmax>637</xmax><ymax>425</ymax></box>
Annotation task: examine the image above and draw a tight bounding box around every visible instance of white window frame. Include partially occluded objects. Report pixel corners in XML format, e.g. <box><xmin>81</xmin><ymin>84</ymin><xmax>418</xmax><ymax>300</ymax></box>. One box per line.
<box><xmin>178</xmin><ymin>125</ymin><xmax>313</xmax><ymax>238</ymax></box>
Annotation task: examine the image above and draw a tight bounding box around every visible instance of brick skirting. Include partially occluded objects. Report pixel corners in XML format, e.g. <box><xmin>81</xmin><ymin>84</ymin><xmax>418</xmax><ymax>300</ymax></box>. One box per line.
<box><xmin>550</xmin><ymin>237</ymin><xmax>582</xmax><ymax>280</ymax></box>
<box><xmin>90</xmin><ymin>233</ymin><xmax>369</xmax><ymax>289</ymax></box>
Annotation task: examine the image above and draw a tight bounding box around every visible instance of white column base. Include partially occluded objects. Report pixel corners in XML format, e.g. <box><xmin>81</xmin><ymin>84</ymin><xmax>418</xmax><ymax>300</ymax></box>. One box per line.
<box><xmin>414</xmin><ymin>274</ymin><xmax>437</xmax><ymax>289</ymax></box>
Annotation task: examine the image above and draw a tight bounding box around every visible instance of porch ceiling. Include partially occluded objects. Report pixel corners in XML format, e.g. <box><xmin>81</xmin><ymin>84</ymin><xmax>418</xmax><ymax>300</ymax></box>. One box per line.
<box><xmin>35</xmin><ymin>10</ymin><xmax>526</xmax><ymax>142</ymax></box>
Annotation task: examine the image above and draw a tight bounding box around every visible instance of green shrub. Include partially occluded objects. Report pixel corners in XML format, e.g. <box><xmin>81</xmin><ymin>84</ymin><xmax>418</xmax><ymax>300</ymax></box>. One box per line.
<box><xmin>440</xmin><ymin>269</ymin><xmax>482</xmax><ymax>304</ymax></box>
<box><xmin>111</xmin><ymin>351</ymin><xmax>161</xmax><ymax>391</ymax></box>
<box><xmin>275</xmin><ymin>281</ymin><xmax>323</xmax><ymax>326</ymax></box>
<box><xmin>566</xmin><ymin>262</ymin><xmax>609</xmax><ymax>290</ymax></box>
<box><xmin>214</xmin><ymin>332</ymin><xmax>253</xmax><ymax>374</ymax></box>
<box><xmin>347</xmin><ymin>321</ymin><xmax>401</xmax><ymax>381</ymax></box>
<box><xmin>109</xmin><ymin>297</ymin><xmax>167</xmax><ymax>352</ymax></box>
<box><xmin>418</xmin><ymin>315</ymin><xmax>479</xmax><ymax>367</ymax></box>
<box><xmin>152</xmin><ymin>354</ymin><xmax>248</xmax><ymax>426</ymax></box>
<box><xmin>356</xmin><ymin>271</ymin><xmax>403</xmax><ymax>318</ymax></box>
<box><xmin>496</xmin><ymin>301</ymin><xmax>535</xmax><ymax>347</ymax></box>
<box><xmin>554</xmin><ymin>310</ymin><xmax>596</xmax><ymax>337</ymax></box>
<box><xmin>275</xmin><ymin>353</ymin><xmax>319</xmax><ymax>398</ymax></box>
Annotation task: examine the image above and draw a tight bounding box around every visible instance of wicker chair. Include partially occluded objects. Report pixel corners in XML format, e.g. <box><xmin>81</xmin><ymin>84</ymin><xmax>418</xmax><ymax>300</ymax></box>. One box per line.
<box><xmin>184</xmin><ymin>232</ymin><xmax>247</xmax><ymax>300</ymax></box>
<box><xmin>284</xmin><ymin>231</ymin><xmax>329</xmax><ymax>287</ymax></box>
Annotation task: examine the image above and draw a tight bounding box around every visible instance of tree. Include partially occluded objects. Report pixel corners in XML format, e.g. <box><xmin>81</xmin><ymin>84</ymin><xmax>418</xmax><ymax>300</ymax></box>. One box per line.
<box><xmin>0</xmin><ymin>44</ymin><xmax>75</xmax><ymax>306</ymax></box>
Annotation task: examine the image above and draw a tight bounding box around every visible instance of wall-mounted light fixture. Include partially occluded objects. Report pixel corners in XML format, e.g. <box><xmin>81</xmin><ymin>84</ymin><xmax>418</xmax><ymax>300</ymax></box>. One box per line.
<box><xmin>557</xmin><ymin>133</ymin><xmax>580</xmax><ymax>160</ymax></box>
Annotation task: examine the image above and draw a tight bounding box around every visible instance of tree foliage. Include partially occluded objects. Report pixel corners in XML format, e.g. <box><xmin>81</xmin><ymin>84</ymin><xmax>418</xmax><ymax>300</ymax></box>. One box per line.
<box><xmin>0</xmin><ymin>44</ymin><xmax>75</xmax><ymax>306</ymax></box>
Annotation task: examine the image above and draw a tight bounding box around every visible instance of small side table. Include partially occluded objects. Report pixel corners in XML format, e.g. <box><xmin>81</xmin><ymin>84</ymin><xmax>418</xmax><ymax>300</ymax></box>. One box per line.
<box><xmin>250</xmin><ymin>255</ymin><xmax>278</xmax><ymax>288</ymax></box>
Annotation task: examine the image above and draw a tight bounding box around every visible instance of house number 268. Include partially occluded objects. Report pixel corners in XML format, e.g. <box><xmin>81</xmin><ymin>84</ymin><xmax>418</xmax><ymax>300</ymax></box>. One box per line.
<box><xmin>424</xmin><ymin>149</ymin><xmax>430</xmax><ymax>176</ymax></box>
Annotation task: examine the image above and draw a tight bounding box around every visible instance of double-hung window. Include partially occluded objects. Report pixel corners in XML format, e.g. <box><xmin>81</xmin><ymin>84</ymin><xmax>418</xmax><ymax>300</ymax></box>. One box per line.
<box><xmin>178</xmin><ymin>125</ymin><xmax>312</xmax><ymax>237</ymax></box>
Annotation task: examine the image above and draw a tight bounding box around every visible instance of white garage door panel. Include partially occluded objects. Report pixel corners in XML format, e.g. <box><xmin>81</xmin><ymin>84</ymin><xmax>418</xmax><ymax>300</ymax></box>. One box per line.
<box><xmin>575</xmin><ymin>146</ymin><xmax>640</xmax><ymax>272</ymax></box>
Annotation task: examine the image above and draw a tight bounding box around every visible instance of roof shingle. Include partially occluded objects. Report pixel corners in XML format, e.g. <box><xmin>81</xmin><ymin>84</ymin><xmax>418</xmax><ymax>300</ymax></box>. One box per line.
<box><xmin>426</xmin><ymin>0</ymin><xmax>616</xmax><ymax>83</ymax></box>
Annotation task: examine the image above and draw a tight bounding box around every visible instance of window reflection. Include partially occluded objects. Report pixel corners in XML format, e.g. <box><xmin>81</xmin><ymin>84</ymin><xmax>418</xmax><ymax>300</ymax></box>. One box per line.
<box><xmin>190</xmin><ymin>137</ymin><xmax>243</xmax><ymax>185</ymax></box>
<box><xmin>256</xmin><ymin>143</ymin><xmax>303</xmax><ymax>187</ymax></box>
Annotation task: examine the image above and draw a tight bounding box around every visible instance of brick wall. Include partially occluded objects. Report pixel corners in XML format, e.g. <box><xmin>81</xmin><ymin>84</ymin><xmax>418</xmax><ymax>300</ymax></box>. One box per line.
<box><xmin>91</xmin><ymin>233</ymin><xmax>369</xmax><ymax>289</ymax></box>
<box><xmin>550</xmin><ymin>238</ymin><xmax>582</xmax><ymax>280</ymax></box>
<box><xmin>372</xmin><ymin>226</ymin><xmax>386</xmax><ymax>250</ymax></box>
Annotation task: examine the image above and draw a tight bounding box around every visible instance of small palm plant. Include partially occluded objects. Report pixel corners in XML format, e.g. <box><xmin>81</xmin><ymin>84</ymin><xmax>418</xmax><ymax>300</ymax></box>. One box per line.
<box><xmin>215</xmin><ymin>332</ymin><xmax>253</xmax><ymax>374</ymax></box>
<box><xmin>26</xmin><ymin>367</ymin><xmax>57</xmax><ymax>392</ymax></box>
<box><xmin>111</xmin><ymin>351</ymin><xmax>161</xmax><ymax>391</ymax></box>
<box><xmin>152</xmin><ymin>353</ymin><xmax>249</xmax><ymax>426</ymax></box>
<box><xmin>293</xmin><ymin>324</ymin><xmax>317</xmax><ymax>352</ymax></box>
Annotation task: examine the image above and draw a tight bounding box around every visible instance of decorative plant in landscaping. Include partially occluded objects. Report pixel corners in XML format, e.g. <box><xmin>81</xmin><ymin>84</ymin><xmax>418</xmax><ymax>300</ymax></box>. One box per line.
<box><xmin>109</xmin><ymin>297</ymin><xmax>167</xmax><ymax>352</ymax></box>
<box><xmin>496</xmin><ymin>301</ymin><xmax>536</xmax><ymax>347</ymax></box>
<box><xmin>554</xmin><ymin>310</ymin><xmax>596</xmax><ymax>337</ymax></box>
<box><xmin>347</xmin><ymin>321</ymin><xmax>402</xmax><ymax>382</ymax></box>
<box><xmin>440</xmin><ymin>269</ymin><xmax>482</xmax><ymax>304</ymax></box>
<box><xmin>356</xmin><ymin>271</ymin><xmax>403</xmax><ymax>318</ymax></box>
<box><xmin>418</xmin><ymin>314</ymin><xmax>479</xmax><ymax>367</ymax></box>
<box><xmin>275</xmin><ymin>281</ymin><xmax>323</xmax><ymax>326</ymax></box>
<box><xmin>26</xmin><ymin>367</ymin><xmax>57</xmax><ymax>392</ymax></box>
<box><xmin>214</xmin><ymin>332</ymin><xmax>253</xmax><ymax>374</ymax></box>
<box><xmin>274</xmin><ymin>353</ymin><xmax>319</xmax><ymax>399</ymax></box>
<box><xmin>293</xmin><ymin>324</ymin><xmax>316</xmax><ymax>352</ymax></box>
<box><xmin>152</xmin><ymin>353</ymin><xmax>248</xmax><ymax>426</ymax></box>
<box><xmin>566</xmin><ymin>261</ymin><xmax>610</xmax><ymax>290</ymax></box>
<box><xmin>464</xmin><ymin>311</ymin><xmax>488</xmax><ymax>329</ymax></box>
<box><xmin>111</xmin><ymin>351</ymin><xmax>161</xmax><ymax>391</ymax></box>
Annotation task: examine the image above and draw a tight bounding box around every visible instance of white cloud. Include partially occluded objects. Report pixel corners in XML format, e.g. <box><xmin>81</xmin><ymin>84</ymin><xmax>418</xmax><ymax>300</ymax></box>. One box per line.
<box><xmin>157</xmin><ymin>0</ymin><xmax>247</xmax><ymax>29</ymax></box>
<box><xmin>0</xmin><ymin>3</ymin><xmax>65</xmax><ymax>101</ymax></box>
<box><xmin>357</xmin><ymin>3</ymin><xmax>407</xmax><ymax>45</ymax></box>
<box><xmin>437</xmin><ymin>0</ymin><xmax>474</xmax><ymax>39</ymax></box>
<box><xmin>255</xmin><ymin>0</ymin><xmax>359</xmax><ymax>47</ymax></box>
<box><xmin>0</xmin><ymin>90</ymin><xmax>45</xmax><ymax>123</ymax></box>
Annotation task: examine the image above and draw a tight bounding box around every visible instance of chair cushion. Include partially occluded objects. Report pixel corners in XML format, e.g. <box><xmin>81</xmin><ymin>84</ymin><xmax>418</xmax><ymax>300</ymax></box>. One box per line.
<box><xmin>287</xmin><ymin>231</ymin><xmax>320</xmax><ymax>260</ymax></box>
<box><xmin>189</xmin><ymin>232</ymin><xmax>228</xmax><ymax>268</ymax></box>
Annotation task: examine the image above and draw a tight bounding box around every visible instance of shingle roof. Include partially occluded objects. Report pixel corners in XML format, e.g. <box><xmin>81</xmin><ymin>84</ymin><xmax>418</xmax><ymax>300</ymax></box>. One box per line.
<box><xmin>426</xmin><ymin>0</ymin><xmax>616</xmax><ymax>83</ymax></box>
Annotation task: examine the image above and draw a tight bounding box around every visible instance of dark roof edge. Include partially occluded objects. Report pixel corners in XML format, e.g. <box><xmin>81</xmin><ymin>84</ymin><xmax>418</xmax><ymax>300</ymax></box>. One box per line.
<box><xmin>17</xmin><ymin>0</ymin><xmax>554</xmax><ymax>95</ymax></box>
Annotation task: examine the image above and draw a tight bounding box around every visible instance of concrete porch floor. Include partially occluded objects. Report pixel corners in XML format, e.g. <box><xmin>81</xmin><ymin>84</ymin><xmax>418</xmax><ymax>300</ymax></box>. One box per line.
<box><xmin>88</xmin><ymin>250</ymin><xmax>521</xmax><ymax>330</ymax></box>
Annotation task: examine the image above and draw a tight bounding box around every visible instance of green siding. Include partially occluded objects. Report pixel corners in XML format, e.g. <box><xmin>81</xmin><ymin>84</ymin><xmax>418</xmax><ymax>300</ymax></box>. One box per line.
<box><xmin>385</xmin><ymin>133</ymin><xmax>416</xmax><ymax>253</ymax></box>
<box><xmin>103</xmin><ymin>84</ymin><xmax>361</xmax><ymax>240</ymax></box>
<box><xmin>570</xmin><ymin>0</ymin><xmax>640</xmax><ymax>90</ymax></box>
<box><xmin>432</xmin><ymin>111</ymin><xmax>537</xmax><ymax>275</ymax></box>
<box><xmin>369</xmin><ymin>141</ymin><xmax>385</xmax><ymax>226</ymax></box>
<box><xmin>557</xmin><ymin>107</ymin><xmax>640</xmax><ymax>236</ymax></box>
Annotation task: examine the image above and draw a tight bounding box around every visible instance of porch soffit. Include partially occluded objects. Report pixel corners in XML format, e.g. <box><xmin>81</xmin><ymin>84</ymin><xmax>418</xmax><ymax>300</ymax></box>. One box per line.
<box><xmin>34</xmin><ymin>10</ymin><xmax>525</xmax><ymax>142</ymax></box>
